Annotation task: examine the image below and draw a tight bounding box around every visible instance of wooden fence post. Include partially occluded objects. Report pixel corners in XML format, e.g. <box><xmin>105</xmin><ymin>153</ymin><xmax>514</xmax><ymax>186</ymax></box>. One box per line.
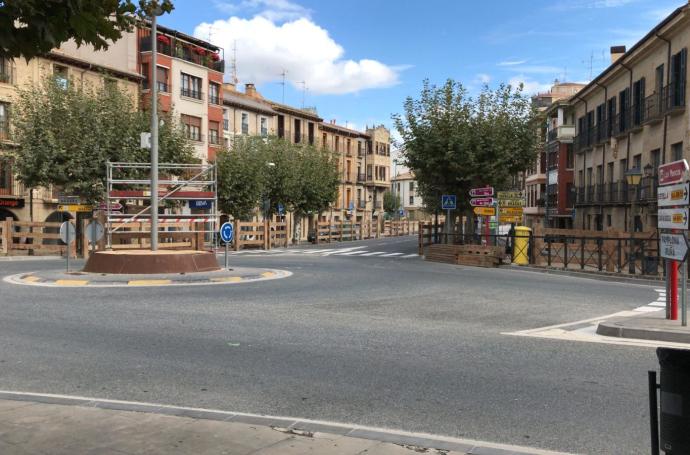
<box><xmin>5</xmin><ymin>217</ymin><xmax>13</xmax><ymax>256</ymax></box>
<box><xmin>264</xmin><ymin>219</ymin><xmax>270</xmax><ymax>250</ymax></box>
<box><xmin>234</xmin><ymin>220</ymin><xmax>240</xmax><ymax>251</ymax></box>
<box><xmin>81</xmin><ymin>218</ymin><xmax>90</xmax><ymax>260</ymax></box>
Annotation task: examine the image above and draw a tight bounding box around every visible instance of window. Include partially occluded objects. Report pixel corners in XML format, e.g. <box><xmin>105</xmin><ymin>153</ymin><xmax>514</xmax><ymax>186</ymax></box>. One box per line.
<box><xmin>633</xmin><ymin>154</ymin><xmax>641</xmax><ymax>170</ymax></box>
<box><xmin>0</xmin><ymin>58</ymin><xmax>13</xmax><ymax>84</ymax></box>
<box><xmin>672</xmin><ymin>142</ymin><xmax>684</xmax><ymax>161</ymax></box>
<box><xmin>396</xmin><ymin>183</ymin><xmax>400</xmax><ymax>192</ymax></box>
<box><xmin>357</xmin><ymin>141</ymin><xmax>362</xmax><ymax>157</ymax></box>
<box><xmin>180</xmin><ymin>72</ymin><xmax>202</xmax><ymax>99</ymax></box>
<box><xmin>409</xmin><ymin>195</ymin><xmax>414</xmax><ymax>205</ymax></box>
<box><xmin>208</xmin><ymin>82</ymin><xmax>220</xmax><ymax>104</ymax></box>
<box><xmin>223</xmin><ymin>110</ymin><xmax>230</xmax><ymax>131</ymax></box>
<box><xmin>277</xmin><ymin>115</ymin><xmax>285</xmax><ymax>139</ymax></box>
<box><xmin>619</xmin><ymin>88</ymin><xmax>630</xmax><ymax>131</ymax></box>
<box><xmin>367</xmin><ymin>141</ymin><xmax>372</xmax><ymax>155</ymax></box>
<box><xmin>619</xmin><ymin>159</ymin><xmax>627</xmax><ymax>180</ymax></box>
<box><xmin>156</xmin><ymin>66</ymin><xmax>169</xmax><ymax>92</ymax></box>
<box><xmin>578</xmin><ymin>170</ymin><xmax>584</xmax><ymax>187</ymax></box>
<box><xmin>586</xmin><ymin>167</ymin><xmax>592</xmax><ymax>187</ymax></box>
<box><xmin>347</xmin><ymin>139</ymin><xmax>351</xmax><ymax>155</ymax></box>
<box><xmin>595</xmin><ymin>103</ymin><xmax>605</xmax><ymax>140</ymax></box>
<box><xmin>308</xmin><ymin>122</ymin><xmax>314</xmax><ymax>145</ymax></box>
<box><xmin>335</xmin><ymin>136</ymin><xmax>340</xmax><ymax>152</ymax></box>
<box><xmin>566</xmin><ymin>143</ymin><xmax>574</xmax><ymax>169</ymax></box>
<box><xmin>607</xmin><ymin>214</ymin><xmax>612</xmax><ymax>227</ymax></box>
<box><xmin>181</xmin><ymin>114</ymin><xmax>202</xmax><ymax>141</ymax></box>
<box><xmin>367</xmin><ymin>164</ymin><xmax>372</xmax><ymax>179</ymax></box>
<box><xmin>209</xmin><ymin>121</ymin><xmax>220</xmax><ymax>145</ymax></box>
<box><xmin>606</xmin><ymin>162</ymin><xmax>613</xmax><ymax>184</ymax></box>
<box><xmin>141</xmin><ymin>62</ymin><xmax>150</xmax><ymax>89</ymax></box>
<box><xmin>260</xmin><ymin>117</ymin><xmax>268</xmax><ymax>137</ymax></box>
<box><xmin>409</xmin><ymin>182</ymin><xmax>414</xmax><ymax>192</ymax></box>
<box><xmin>651</xmin><ymin>149</ymin><xmax>661</xmax><ymax>172</ymax></box>
<box><xmin>322</xmin><ymin>133</ymin><xmax>327</xmax><ymax>148</ymax></box>
<box><xmin>632</xmin><ymin>78</ymin><xmax>645</xmax><ymax>125</ymax></box>
<box><xmin>241</xmin><ymin>113</ymin><xmax>249</xmax><ymax>135</ymax></box>
<box><xmin>294</xmin><ymin>118</ymin><xmax>301</xmax><ymax>143</ymax></box>
<box><xmin>0</xmin><ymin>102</ymin><xmax>9</xmax><ymax>140</ymax></box>
<box><xmin>670</xmin><ymin>48</ymin><xmax>687</xmax><ymax>108</ymax></box>
<box><xmin>54</xmin><ymin>64</ymin><xmax>68</xmax><ymax>89</ymax></box>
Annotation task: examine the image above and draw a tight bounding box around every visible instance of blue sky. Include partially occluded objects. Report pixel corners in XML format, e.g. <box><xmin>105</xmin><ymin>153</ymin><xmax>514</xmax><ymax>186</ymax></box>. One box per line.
<box><xmin>163</xmin><ymin>0</ymin><xmax>683</xmax><ymax>137</ymax></box>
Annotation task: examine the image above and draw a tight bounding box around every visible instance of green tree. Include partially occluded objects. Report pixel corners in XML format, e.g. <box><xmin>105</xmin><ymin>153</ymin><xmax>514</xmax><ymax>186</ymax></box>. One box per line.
<box><xmin>383</xmin><ymin>191</ymin><xmax>401</xmax><ymax>215</ymax></box>
<box><xmin>0</xmin><ymin>0</ymin><xmax>174</xmax><ymax>60</ymax></box>
<box><xmin>393</xmin><ymin>79</ymin><xmax>538</xmax><ymax>229</ymax></box>
<box><xmin>12</xmin><ymin>76</ymin><xmax>195</xmax><ymax>202</ymax></box>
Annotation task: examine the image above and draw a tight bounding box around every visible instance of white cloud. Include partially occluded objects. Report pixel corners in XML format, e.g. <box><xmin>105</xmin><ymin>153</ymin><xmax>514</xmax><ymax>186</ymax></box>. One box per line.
<box><xmin>213</xmin><ymin>0</ymin><xmax>312</xmax><ymax>22</ymax></box>
<box><xmin>508</xmin><ymin>76</ymin><xmax>552</xmax><ymax>95</ymax></box>
<box><xmin>504</xmin><ymin>65</ymin><xmax>562</xmax><ymax>75</ymax></box>
<box><xmin>476</xmin><ymin>73</ymin><xmax>492</xmax><ymax>84</ymax></box>
<box><xmin>650</xmin><ymin>6</ymin><xmax>677</xmax><ymax>21</ymax></box>
<box><xmin>498</xmin><ymin>60</ymin><xmax>527</xmax><ymax>66</ymax></box>
<box><xmin>195</xmin><ymin>16</ymin><xmax>401</xmax><ymax>95</ymax></box>
<box><xmin>549</xmin><ymin>0</ymin><xmax>638</xmax><ymax>10</ymax></box>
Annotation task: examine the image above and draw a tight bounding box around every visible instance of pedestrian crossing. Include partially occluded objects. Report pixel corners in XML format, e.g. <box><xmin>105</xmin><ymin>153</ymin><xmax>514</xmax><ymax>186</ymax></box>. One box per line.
<box><xmin>633</xmin><ymin>288</ymin><xmax>667</xmax><ymax>313</ymax></box>
<box><xmin>225</xmin><ymin>246</ymin><xmax>419</xmax><ymax>259</ymax></box>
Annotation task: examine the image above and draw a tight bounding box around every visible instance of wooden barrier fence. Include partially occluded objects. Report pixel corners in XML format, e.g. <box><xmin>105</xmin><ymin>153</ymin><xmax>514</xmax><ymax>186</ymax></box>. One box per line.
<box><xmin>1</xmin><ymin>217</ymin><xmax>76</xmax><ymax>257</ymax></box>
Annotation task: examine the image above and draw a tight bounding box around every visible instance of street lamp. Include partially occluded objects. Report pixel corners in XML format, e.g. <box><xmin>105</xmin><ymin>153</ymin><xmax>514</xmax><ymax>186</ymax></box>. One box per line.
<box><xmin>625</xmin><ymin>167</ymin><xmax>642</xmax><ymax>274</ymax></box>
<box><xmin>149</xmin><ymin>3</ymin><xmax>164</xmax><ymax>251</ymax></box>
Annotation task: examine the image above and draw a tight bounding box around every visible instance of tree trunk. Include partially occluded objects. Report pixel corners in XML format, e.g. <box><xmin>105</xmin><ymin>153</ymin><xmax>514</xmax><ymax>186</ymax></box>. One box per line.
<box><xmin>293</xmin><ymin>213</ymin><xmax>302</xmax><ymax>243</ymax></box>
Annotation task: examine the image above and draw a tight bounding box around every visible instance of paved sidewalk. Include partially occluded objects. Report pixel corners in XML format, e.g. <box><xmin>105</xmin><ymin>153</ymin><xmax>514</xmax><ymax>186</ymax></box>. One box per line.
<box><xmin>597</xmin><ymin>310</ymin><xmax>690</xmax><ymax>343</ymax></box>
<box><xmin>0</xmin><ymin>393</ymin><xmax>572</xmax><ymax>455</ymax></box>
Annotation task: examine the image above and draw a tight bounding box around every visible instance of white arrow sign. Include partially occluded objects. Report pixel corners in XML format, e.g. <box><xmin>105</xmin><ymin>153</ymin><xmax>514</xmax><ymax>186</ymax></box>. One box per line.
<box><xmin>660</xmin><ymin>233</ymin><xmax>690</xmax><ymax>261</ymax></box>
<box><xmin>658</xmin><ymin>207</ymin><xmax>690</xmax><ymax>230</ymax></box>
<box><xmin>658</xmin><ymin>182</ymin><xmax>690</xmax><ymax>207</ymax></box>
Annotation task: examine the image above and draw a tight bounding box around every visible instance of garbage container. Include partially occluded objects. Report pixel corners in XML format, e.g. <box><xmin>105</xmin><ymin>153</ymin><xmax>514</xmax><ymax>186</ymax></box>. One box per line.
<box><xmin>512</xmin><ymin>226</ymin><xmax>531</xmax><ymax>265</ymax></box>
<box><xmin>644</xmin><ymin>256</ymin><xmax>659</xmax><ymax>275</ymax></box>
<box><xmin>657</xmin><ymin>347</ymin><xmax>690</xmax><ymax>454</ymax></box>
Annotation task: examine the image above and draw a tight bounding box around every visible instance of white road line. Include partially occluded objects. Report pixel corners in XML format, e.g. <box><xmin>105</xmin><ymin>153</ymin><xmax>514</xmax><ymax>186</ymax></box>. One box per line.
<box><xmin>401</xmin><ymin>254</ymin><xmax>419</xmax><ymax>258</ymax></box>
<box><xmin>381</xmin><ymin>253</ymin><xmax>404</xmax><ymax>257</ymax></box>
<box><xmin>338</xmin><ymin>251</ymin><xmax>368</xmax><ymax>256</ymax></box>
<box><xmin>360</xmin><ymin>252</ymin><xmax>386</xmax><ymax>256</ymax></box>
<box><xmin>649</xmin><ymin>302</ymin><xmax>666</xmax><ymax>307</ymax></box>
<box><xmin>321</xmin><ymin>247</ymin><xmax>367</xmax><ymax>256</ymax></box>
<box><xmin>634</xmin><ymin>306</ymin><xmax>664</xmax><ymax>312</ymax></box>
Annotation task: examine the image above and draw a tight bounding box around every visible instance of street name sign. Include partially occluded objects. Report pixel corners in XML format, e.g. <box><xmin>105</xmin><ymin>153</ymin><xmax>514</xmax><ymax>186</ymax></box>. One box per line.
<box><xmin>473</xmin><ymin>207</ymin><xmax>496</xmax><ymax>216</ymax></box>
<box><xmin>58</xmin><ymin>204</ymin><xmax>93</xmax><ymax>212</ymax></box>
<box><xmin>441</xmin><ymin>195</ymin><xmax>457</xmax><ymax>210</ymax></box>
<box><xmin>499</xmin><ymin>207</ymin><xmax>524</xmax><ymax>216</ymax></box>
<box><xmin>497</xmin><ymin>191</ymin><xmax>523</xmax><ymax>199</ymax></box>
<box><xmin>58</xmin><ymin>195</ymin><xmax>81</xmax><ymax>205</ymax></box>
<box><xmin>658</xmin><ymin>183</ymin><xmax>690</xmax><ymax>207</ymax></box>
<box><xmin>659</xmin><ymin>159</ymin><xmax>689</xmax><ymax>186</ymax></box>
<box><xmin>500</xmin><ymin>215</ymin><xmax>522</xmax><ymax>224</ymax></box>
<box><xmin>498</xmin><ymin>198</ymin><xmax>525</xmax><ymax>208</ymax></box>
<box><xmin>99</xmin><ymin>202</ymin><xmax>123</xmax><ymax>211</ymax></box>
<box><xmin>470</xmin><ymin>197</ymin><xmax>495</xmax><ymax>207</ymax></box>
<box><xmin>189</xmin><ymin>200</ymin><xmax>213</xmax><ymax>210</ymax></box>
<box><xmin>658</xmin><ymin>207</ymin><xmax>690</xmax><ymax>230</ymax></box>
<box><xmin>660</xmin><ymin>233</ymin><xmax>690</xmax><ymax>261</ymax></box>
<box><xmin>469</xmin><ymin>187</ymin><xmax>494</xmax><ymax>197</ymax></box>
<box><xmin>220</xmin><ymin>222</ymin><xmax>234</xmax><ymax>243</ymax></box>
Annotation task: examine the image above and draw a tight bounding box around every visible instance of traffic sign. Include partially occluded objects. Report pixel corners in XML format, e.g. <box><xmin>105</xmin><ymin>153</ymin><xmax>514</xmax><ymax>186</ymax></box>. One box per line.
<box><xmin>220</xmin><ymin>222</ymin><xmax>234</xmax><ymax>243</ymax></box>
<box><xmin>658</xmin><ymin>183</ymin><xmax>690</xmax><ymax>207</ymax></box>
<box><xmin>473</xmin><ymin>207</ymin><xmax>496</xmax><ymax>216</ymax></box>
<box><xmin>498</xmin><ymin>198</ymin><xmax>525</xmax><ymax>208</ymax></box>
<box><xmin>499</xmin><ymin>207</ymin><xmax>524</xmax><ymax>216</ymax></box>
<box><xmin>470</xmin><ymin>197</ymin><xmax>494</xmax><ymax>207</ymax></box>
<box><xmin>58</xmin><ymin>204</ymin><xmax>93</xmax><ymax>212</ymax></box>
<box><xmin>85</xmin><ymin>221</ymin><xmax>104</xmax><ymax>244</ymax></box>
<box><xmin>500</xmin><ymin>215</ymin><xmax>522</xmax><ymax>224</ymax></box>
<box><xmin>497</xmin><ymin>191</ymin><xmax>523</xmax><ymax>199</ymax></box>
<box><xmin>660</xmin><ymin>233</ymin><xmax>690</xmax><ymax>261</ymax></box>
<box><xmin>658</xmin><ymin>207</ymin><xmax>690</xmax><ymax>230</ymax></box>
<box><xmin>278</xmin><ymin>203</ymin><xmax>286</xmax><ymax>215</ymax></box>
<box><xmin>469</xmin><ymin>187</ymin><xmax>494</xmax><ymax>197</ymax></box>
<box><xmin>99</xmin><ymin>202</ymin><xmax>123</xmax><ymax>211</ymax></box>
<box><xmin>189</xmin><ymin>200</ymin><xmax>213</xmax><ymax>210</ymax></box>
<box><xmin>659</xmin><ymin>160</ymin><xmax>689</xmax><ymax>186</ymax></box>
<box><xmin>441</xmin><ymin>195</ymin><xmax>457</xmax><ymax>210</ymax></box>
<box><xmin>59</xmin><ymin>221</ymin><xmax>76</xmax><ymax>244</ymax></box>
<box><xmin>58</xmin><ymin>195</ymin><xmax>81</xmax><ymax>205</ymax></box>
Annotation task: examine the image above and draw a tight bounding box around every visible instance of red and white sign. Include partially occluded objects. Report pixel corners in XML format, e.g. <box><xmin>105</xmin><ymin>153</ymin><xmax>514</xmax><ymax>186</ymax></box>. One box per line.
<box><xmin>99</xmin><ymin>202</ymin><xmax>123</xmax><ymax>211</ymax></box>
<box><xmin>469</xmin><ymin>186</ymin><xmax>494</xmax><ymax>197</ymax></box>
<box><xmin>659</xmin><ymin>160</ymin><xmax>689</xmax><ymax>186</ymax></box>
<box><xmin>470</xmin><ymin>197</ymin><xmax>495</xmax><ymax>207</ymax></box>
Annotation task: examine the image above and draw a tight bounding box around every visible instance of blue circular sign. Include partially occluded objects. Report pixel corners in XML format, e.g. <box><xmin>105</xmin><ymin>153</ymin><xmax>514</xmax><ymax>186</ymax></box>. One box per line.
<box><xmin>220</xmin><ymin>222</ymin><xmax>234</xmax><ymax>243</ymax></box>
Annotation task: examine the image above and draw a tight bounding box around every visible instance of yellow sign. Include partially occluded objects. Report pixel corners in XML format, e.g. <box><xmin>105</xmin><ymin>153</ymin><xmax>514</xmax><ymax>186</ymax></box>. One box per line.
<box><xmin>473</xmin><ymin>207</ymin><xmax>496</xmax><ymax>216</ymax></box>
<box><xmin>497</xmin><ymin>191</ymin><xmax>523</xmax><ymax>199</ymax></box>
<box><xmin>500</xmin><ymin>215</ymin><xmax>522</xmax><ymax>223</ymax></box>
<box><xmin>499</xmin><ymin>207</ymin><xmax>524</xmax><ymax>216</ymax></box>
<box><xmin>58</xmin><ymin>204</ymin><xmax>93</xmax><ymax>212</ymax></box>
<box><xmin>498</xmin><ymin>198</ymin><xmax>525</xmax><ymax>207</ymax></box>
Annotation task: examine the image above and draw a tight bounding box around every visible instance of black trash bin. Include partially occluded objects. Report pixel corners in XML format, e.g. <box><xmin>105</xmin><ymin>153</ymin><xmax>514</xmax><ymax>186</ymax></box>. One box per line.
<box><xmin>657</xmin><ymin>347</ymin><xmax>690</xmax><ymax>454</ymax></box>
<box><xmin>644</xmin><ymin>256</ymin><xmax>659</xmax><ymax>275</ymax></box>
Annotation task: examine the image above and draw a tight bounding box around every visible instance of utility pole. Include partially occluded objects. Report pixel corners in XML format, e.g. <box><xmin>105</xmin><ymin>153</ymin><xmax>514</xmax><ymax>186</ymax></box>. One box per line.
<box><xmin>150</xmin><ymin>7</ymin><xmax>160</xmax><ymax>251</ymax></box>
<box><xmin>280</xmin><ymin>69</ymin><xmax>287</xmax><ymax>103</ymax></box>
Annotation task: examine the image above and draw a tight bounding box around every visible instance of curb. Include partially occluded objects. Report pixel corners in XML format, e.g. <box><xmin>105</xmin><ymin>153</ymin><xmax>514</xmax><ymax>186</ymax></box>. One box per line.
<box><xmin>0</xmin><ymin>255</ymin><xmax>62</xmax><ymax>262</ymax></box>
<box><xmin>504</xmin><ymin>265</ymin><xmax>665</xmax><ymax>286</ymax></box>
<box><xmin>3</xmin><ymin>269</ymin><xmax>292</xmax><ymax>288</ymax></box>
<box><xmin>0</xmin><ymin>391</ymin><xmax>572</xmax><ymax>455</ymax></box>
<box><xmin>596</xmin><ymin>320</ymin><xmax>690</xmax><ymax>344</ymax></box>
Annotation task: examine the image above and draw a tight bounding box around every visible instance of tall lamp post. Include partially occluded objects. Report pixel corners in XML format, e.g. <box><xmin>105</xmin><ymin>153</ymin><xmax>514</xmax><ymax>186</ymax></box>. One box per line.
<box><xmin>149</xmin><ymin>4</ymin><xmax>164</xmax><ymax>251</ymax></box>
<box><xmin>625</xmin><ymin>167</ymin><xmax>642</xmax><ymax>274</ymax></box>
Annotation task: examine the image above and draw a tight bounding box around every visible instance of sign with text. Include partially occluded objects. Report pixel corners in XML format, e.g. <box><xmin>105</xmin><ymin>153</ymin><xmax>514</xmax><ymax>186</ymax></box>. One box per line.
<box><xmin>658</xmin><ymin>207</ymin><xmax>690</xmax><ymax>230</ymax></box>
<box><xmin>0</xmin><ymin>198</ymin><xmax>25</xmax><ymax>209</ymax></box>
<box><xmin>189</xmin><ymin>199</ymin><xmax>213</xmax><ymax>210</ymax></box>
<box><xmin>470</xmin><ymin>197</ymin><xmax>495</xmax><ymax>207</ymax></box>
<box><xmin>98</xmin><ymin>202</ymin><xmax>123</xmax><ymax>211</ymax></box>
<box><xmin>499</xmin><ymin>207</ymin><xmax>524</xmax><ymax>216</ymax></box>
<box><xmin>58</xmin><ymin>204</ymin><xmax>93</xmax><ymax>213</ymax></box>
<box><xmin>660</xmin><ymin>233</ymin><xmax>690</xmax><ymax>261</ymax></box>
<box><xmin>498</xmin><ymin>198</ymin><xmax>525</xmax><ymax>208</ymax></box>
<box><xmin>469</xmin><ymin>187</ymin><xmax>494</xmax><ymax>197</ymax></box>
<box><xmin>658</xmin><ymin>183</ymin><xmax>690</xmax><ymax>207</ymax></box>
<box><xmin>497</xmin><ymin>191</ymin><xmax>523</xmax><ymax>199</ymax></box>
<box><xmin>500</xmin><ymin>216</ymin><xmax>522</xmax><ymax>224</ymax></box>
<box><xmin>58</xmin><ymin>194</ymin><xmax>82</xmax><ymax>205</ymax></box>
<box><xmin>659</xmin><ymin>159</ymin><xmax>689</xmax><ymax>186</ymax></box>
<box><xmin>473</xmin><ymin>207</ymin><xmax>496</xmax><ymax>216</ymax></box>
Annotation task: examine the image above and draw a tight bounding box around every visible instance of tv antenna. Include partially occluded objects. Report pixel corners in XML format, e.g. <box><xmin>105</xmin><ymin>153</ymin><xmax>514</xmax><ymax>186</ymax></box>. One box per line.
<box><xmin>230</xmin><ymin>40</ymin><xmax>238</xmax><ymax>84</ymax></box>
<box><xmin>279</xmin><ymin>69</ymin><xmax>288</xmax><ymax>103</ymax></box>
<box><xmin>298</xmin><ymin>81</ymin><xmax>308</xmax><ymax>108</ymax></box>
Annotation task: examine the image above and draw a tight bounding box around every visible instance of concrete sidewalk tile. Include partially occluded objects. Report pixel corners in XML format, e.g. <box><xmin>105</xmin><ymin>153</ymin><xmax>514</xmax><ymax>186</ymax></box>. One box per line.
<box><xmin>0</xmin><ymin>400</ymin><xmax>36</xmax><ymax>414</ymax></box>
<box><xmin>468</xmin><ymin>446</ymin><xmax>533</xmax><ymax>455</ymax></box>
<box><xmin>252</xmin><ymin>433</ymin><xmax>377</xmax><ymax>454</ymax></box>
<box><xmin>227</xmin><ymin>414</ymin><xmax>298</xmax><ymax>428</ymax></box>
<box><xmin>288</xmin><ymin>420</ymin><xmax>353</xmax><ymax>436</ymax></box>
<box><xmin>91</xmin><ymin>401</ymin><xmax>163</xmax><ymax>414</ymax></box>
<box><xmin>347</xmin><ymin>428</ymin><xmax>473</xmax><ymax>452</ymax></box>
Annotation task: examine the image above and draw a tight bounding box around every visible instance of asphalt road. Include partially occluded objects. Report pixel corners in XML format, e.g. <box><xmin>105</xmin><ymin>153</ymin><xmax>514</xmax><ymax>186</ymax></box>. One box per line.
<box><xmin>0</xmin><ymin>237</ymin><xmax>661</xmax><ymax>454</ymax></box>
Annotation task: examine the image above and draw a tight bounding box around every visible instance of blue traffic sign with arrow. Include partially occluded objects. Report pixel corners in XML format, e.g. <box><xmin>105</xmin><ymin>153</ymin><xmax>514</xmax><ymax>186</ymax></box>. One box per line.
<box><xmin>441</xmin><ymin>195</ymin><xmax>457</xmax><ymax>210</ymax></box>
<box><xmin>220</xmin><ymin>222</ymin><xmax>234</xmax><ymax>243</ymax></box>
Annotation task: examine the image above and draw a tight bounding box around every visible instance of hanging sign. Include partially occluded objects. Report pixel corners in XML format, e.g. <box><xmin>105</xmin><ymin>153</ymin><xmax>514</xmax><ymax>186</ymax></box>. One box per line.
<box><xmin>658</xmin><ymin>183</ymin><xmax>690</xmax><ymax>207</ymax></box>
<box><xmin>658</xmin><ymin>207</ymin><xmax>690</xmax><ymax>230</ymax></box>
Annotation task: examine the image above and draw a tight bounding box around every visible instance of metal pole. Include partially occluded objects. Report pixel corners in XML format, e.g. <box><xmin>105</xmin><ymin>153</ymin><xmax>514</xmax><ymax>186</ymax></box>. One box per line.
<box><xmin>446</xmin><ymin>208</ymin><xmax>451</xmax><ymax>244</ymax></box>
<box><xmin>66</xmin><ymin>223</ymin><xmax>70</xmax><ymax>273</ymax></box>
<box><xmin>648</xmin><ymin>370</ymin><xmax>660</xmax><ymax>455</ymax></box>
<box><xmin>91</xmin><ymin>220</ymin><xmax>96</xmax><ymax>254</ymax></box>
<box><xmin>628</xmin><ymin>195</ymin><xmax>635</xmax><ymax>274</ymax></box>
<box><xmin>682</xmin><ymin>257</ymin><xmax>687</xmax><ymax>327</ymax></box>
<box><xmin>225</xmin><ymin>240</ymin><xmax>229</xmax><ymax>270</ymax></box>
<box><xmin>150</xmin><ymin>13</ymin><xmax>159</xmax><ymax>251</ymax></box>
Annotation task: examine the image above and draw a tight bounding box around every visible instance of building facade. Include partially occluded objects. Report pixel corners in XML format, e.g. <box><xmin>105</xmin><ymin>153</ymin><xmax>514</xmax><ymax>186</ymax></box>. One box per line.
<box><xmin>573</xmin><ymin>4</ymin><xmax>690</xmax><ymax>233</ymax></box>
<box><xmin>391</xmin><ymin>171</ymin><xmax>427</xmax><ymax>220</ymax></box>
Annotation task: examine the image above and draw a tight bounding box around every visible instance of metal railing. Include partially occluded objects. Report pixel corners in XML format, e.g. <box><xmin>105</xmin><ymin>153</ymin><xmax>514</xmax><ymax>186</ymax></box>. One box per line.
<box><xmin>139</xmin><ymin>35</ymin><xmax>225</xmax><ymax>73</ymax></box>
<box><xmin>181</xmin><ymin>88</ymin><xmax>203</xmax><ymax>100</ymax></box>
<box><xmin>209</xmin><ymin>94</ymin><xmax>220</xmax><ymax>105</ymax></box>
<box><xmin>0</xmin><ymin>122</ymin><xmax>10</xmax><ymax>142</ymax></box>
<box><xmin>0</xmin><ymin>178</ymin><xmax>24</xmax><ymax>197</ymax></box>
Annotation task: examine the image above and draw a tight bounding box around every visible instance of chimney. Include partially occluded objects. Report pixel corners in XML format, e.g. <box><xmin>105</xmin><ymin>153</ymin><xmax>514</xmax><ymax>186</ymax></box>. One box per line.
<box><xmin>223</xmin><ymin>82</ymin><xmax>236</xmax><ymax>92</ymax></box>
<box><xmin>245</xmin><ymin>83</ymin><xmax>257</xmax><ymax>98</ymax></box>
<box><xmin>610</xmin><ymin>45</ymin><xmax>626</xmax><ymax>63</ymax></box>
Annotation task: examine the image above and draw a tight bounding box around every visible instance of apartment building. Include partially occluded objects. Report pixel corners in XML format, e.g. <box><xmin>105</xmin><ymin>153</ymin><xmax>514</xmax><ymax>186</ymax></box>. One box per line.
<box><xmin>0</xmin><ymin>36</ymin><xmax>141</xmax><ymax>224</ymax></box>
<box><xmin>573</xmin><ymin>4</ymin><xmax>690</xmax><ymax>232</ymax></box>
<box><xmin>137</xmin><ymin>24</ymin><xmax>225</xmax><ymax>161</ymax></box>
<box><xmin>524</xmin><ymin>81</ymin><xmax>585</xmax><ymax>228</ymax></box>
<box><xmin>270</xmin><ymin>101</ymin><xmax>321</xmax><ymax>147</ymax></box>
<box><xmin>391</xmin><ymin>171</ymin><xmax>427</xmax><ymax>220</ymax></box>
<box><xmin>222</xmin><ymin>83</ymin><xmax>277</xmax><ymax>146</ymax></box>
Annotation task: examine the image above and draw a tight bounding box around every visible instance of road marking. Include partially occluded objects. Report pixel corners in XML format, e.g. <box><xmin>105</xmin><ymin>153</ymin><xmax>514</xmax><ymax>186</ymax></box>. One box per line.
<box><xmin>128</xmin><ymin>280</ymin><xmax>172</xmax><ymax>286</ymax></box>
<box><xmin>261</xmin><ymin>272</ymin><xmax>275</xmax><ymax>278</ymax></box>
<box><xmin>0</xmin><ymin>390</ymin><xmax>573</xmax><ymax>455</ymax></box>
<box><xmin>22</xmin><ymin>276</ymin><xmax>40</xmax><ymax>283</ymax></box>
<box><xmin>381</xmin><ymin>252</ymin><xmax>404</xmax><ymax>257</ymax></box>
<box><xmin>54</xmin><ymin>279</ymin><xmax>89</xmax><ymax>286</ymax></box>
<box><xmin>211</xmin><ymin>276</ymin><xmax>243</xmax><ymax>283</ymax></box>
<box><xmin>401</xmin><ymin>254</ymin><xmax>419</xmax><ymax>258</ymax></box>
<box><xmin>337</xmin><ymin>251</ymin><xmax>367</xmax><ymax>256</ymax></box>
<box><xmin>360</xmin><ymin>252</ymin><xmax>386</xmax><ymax>256</ymax></box>
<box><xmin>321</xmin><ymin>247</ymin><xmax>366</xmax><ymax>256</ymax></box>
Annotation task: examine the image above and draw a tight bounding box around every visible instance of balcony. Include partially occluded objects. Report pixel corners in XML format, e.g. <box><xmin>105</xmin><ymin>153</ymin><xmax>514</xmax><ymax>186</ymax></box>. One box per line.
<box><xmin>209</xmin><ymin>94</ymin><xmax>220</xmax><ymax>105</ymax></box>
<box><xmin>344</xmin><ymin>173</ymin><xmax>354</xmax><ymax>183</ymax></box>
<box><xmin>357</xmin><ymin>173</ymin><xmax>366</xmax><ymax>183</ymax></box>
<box><xmin>181</xmin><ymin>88</ymin><xmax>203</xmax><ymax>100</ymax></box>
<box><xmin>139</xmin><ymin>34</ymin><xmax>225</xmax><ymax>73</ymax></box>
<box><xmin>358</xmin><ymin>199</ymin><xmax>366</xmax><ymax>209</ymax></box>
<box><xmin>547</xmin><ymin>125</ymin><xmax>576</xmax><ymax>143</ymax></box>
<box><xmin>644</xmin><ymin>91</ymin><xmax>664</xmax><ymax>124</ymax></box>
<box><xmin>0</xmin><ymin>178</ymin><xmax>24</xmax><ymax>197</ymax></box>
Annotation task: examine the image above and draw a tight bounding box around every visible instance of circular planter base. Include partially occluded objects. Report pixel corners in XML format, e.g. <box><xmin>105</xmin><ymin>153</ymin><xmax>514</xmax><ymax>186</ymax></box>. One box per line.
<box><xmin>83</xmin><ymin>250</ymin><xmax>220</xmax><ymax>274</ymax></box>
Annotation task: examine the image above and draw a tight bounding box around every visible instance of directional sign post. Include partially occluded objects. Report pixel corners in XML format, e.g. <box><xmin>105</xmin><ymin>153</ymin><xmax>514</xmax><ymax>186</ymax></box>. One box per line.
<box><xmin>469</xmin><ymin>187</ymin><xmax>494</xmax><ymax>197</ymax></box>
<box><xmin>660</xmin><ymin>233</ymin><xmax>690</xmax><ymax>262</ymax></box>
<box><xmin>658</xmin><ymin>183</ymin><xmax>690</xmax><ymax>207</ymax></box>
<box><xmin>441</xmin><ymin>195</ymin><xmax>456</xmax><ymax>242</ymax></box>
<box><xmin>220</xmin><ymin>222</ymin><xmax>234</xmax><ymax>270</ymax></box>
<box><xmin>658</xmin><ymin>207</ymin><xmax>690</xmax><ymax>230</ymax></box>
<box><xmin>470</xmin><ymin>197</ymin><xmax>495</xmax><ymax>207</ymax></box>
<box><xmin>473</xmin><ymin>207</ymin><xmax>496</xmax><ymax>216</ymax></box>
<box><xmin>59</xmin><ymin>221</ymin><xmax>75</xmax><ymax>272</ymax></box>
